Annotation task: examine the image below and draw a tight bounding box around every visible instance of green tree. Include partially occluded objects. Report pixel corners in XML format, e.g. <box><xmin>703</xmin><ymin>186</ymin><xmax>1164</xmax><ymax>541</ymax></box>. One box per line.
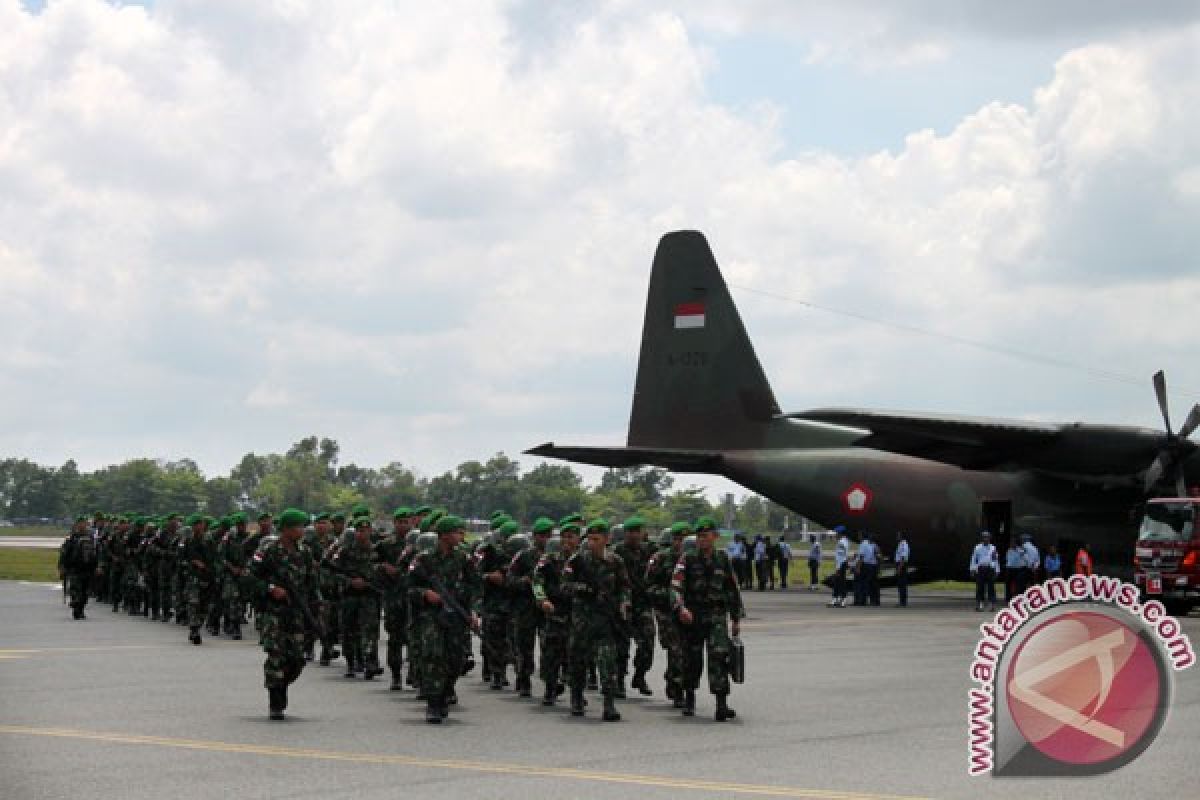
<box><xmin>520</xmin><ymin>463</ymin><xmax>587</xmax><ymax>522</ymax></box>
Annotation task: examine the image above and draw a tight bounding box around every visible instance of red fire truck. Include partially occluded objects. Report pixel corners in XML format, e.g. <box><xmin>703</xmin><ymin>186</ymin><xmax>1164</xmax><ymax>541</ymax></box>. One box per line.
<box><xmin>1134</xmin><ymin>496</ymin><xmax>1200</xmax><ymax>616</ymax></box>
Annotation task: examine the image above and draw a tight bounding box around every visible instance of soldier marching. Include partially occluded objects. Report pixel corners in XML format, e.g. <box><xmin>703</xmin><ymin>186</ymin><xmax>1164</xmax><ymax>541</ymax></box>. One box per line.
<box><xmin>50</xmin><ymin>507</ymin><xmax>750</xmax><ymax>724</ymax></box>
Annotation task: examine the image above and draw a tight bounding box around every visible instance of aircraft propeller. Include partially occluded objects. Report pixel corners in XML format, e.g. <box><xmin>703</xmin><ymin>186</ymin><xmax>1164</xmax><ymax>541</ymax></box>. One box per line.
<box><xmin>1143</xmin><ymin>370</ymin><xmax>1200</xmax><ymax>496</ymax></box>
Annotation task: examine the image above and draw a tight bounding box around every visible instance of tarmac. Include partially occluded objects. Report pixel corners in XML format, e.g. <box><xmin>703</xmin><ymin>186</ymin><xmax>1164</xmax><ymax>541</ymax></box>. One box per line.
<box><xmin>0</xmin><ymin>579</ymin><xmax>1196</xmax><ymax>800</ymax></box>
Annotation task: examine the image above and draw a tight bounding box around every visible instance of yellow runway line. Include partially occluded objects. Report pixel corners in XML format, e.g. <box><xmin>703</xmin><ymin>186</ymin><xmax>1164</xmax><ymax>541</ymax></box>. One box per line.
<box><xmin>0</xmin><ymin>724</ymin><xmax>934</xmax><ymax>800</ymax></box>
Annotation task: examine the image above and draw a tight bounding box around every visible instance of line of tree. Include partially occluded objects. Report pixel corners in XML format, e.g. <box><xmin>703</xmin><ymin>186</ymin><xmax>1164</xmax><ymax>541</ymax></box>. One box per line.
<box><xmin>0</xmin><ymin>436</ymin><xmax>799</xmax><ymax>533</ymax></box>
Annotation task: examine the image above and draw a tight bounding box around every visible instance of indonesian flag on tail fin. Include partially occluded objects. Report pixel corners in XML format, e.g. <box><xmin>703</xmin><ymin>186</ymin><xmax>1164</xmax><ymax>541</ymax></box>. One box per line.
<box><xmin>674</xmin><ymin>302</ymin><xmax>705</xmax><ymax>329</ymax></box>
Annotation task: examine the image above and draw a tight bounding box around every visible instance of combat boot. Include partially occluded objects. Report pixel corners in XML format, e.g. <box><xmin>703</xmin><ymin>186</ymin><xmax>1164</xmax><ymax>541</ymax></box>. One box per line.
<box><xmin>425</xmin><ymin>699</ymin><xmax>443</xmax><ymax>724</ymax></box>
<box><xmin>614</xmin><ymin>673</ymin><xmax>627</xmax><ymax>699</ymax></box>
<box><xmin>570</xmin><ymin>686</ymin><xmax>586</xmax><ymax>716</ymax></box>
<box><xmin>715</xmin><ymin>692</ymin><xmax>736</xmax><ymax>721</ymax></box>
<box><xmin>682</xmin><ymin>689</ymin><xmax>695</xmax><ymax>717</ymax></box>
<box><xmin>602</xmin><ymin>693</ymin><xmax>621</xmax><ymax>722</ymax></box>
<box><xmin>71</xmin><ymin>605</ymin><xmax>83</xmax><ymax>620</ymax></box>
<box><xmin>268</xmin><ymin>688</ymin><xmax>285</xmax><ymax>720</ymax></box>
<box><xmin>490</xmin><ymin>669</ymin><xmax>504</xmax><ymax>691</ymax></box>
<box><xmin>303</xmin><ymin>643</ymin><xmax>315</xmax><ymax>662</ymax></box>
<box><xmin>230</xmin><ymin>624</ymin><xmax>242</xmax><ymax>641</ymax></box>
<box><xmin>542</xmin><ymin>683</ymin><xmax>556</xmax><ymax>706</ymax></box>
<box><xmin>189</xmin><ymin>627</ymin><xmax>202</xmax><ymax>646</ymax></box>
<box><xmin>632</xmin><ymin>670</ymin><xmax>652</xmax><ymax>696</ymax></box>
<box><xmin>517</xmin><ymin>674</ymin><xmax>532</xmax><ymax>698</ymax></box>
<box><xmin>445</xmin><ymin>690</ymin><xmax>458</xmax><ymax>706</ymax></box>
<box><xmin>344</xmin><ymin>660</ymin><xmax>357</xmax><ymax>679</ymax></box>
<box><xmin>390</xmin><ymin>671</ymin><xmax>403</xmax><ymax>691</ymax></box>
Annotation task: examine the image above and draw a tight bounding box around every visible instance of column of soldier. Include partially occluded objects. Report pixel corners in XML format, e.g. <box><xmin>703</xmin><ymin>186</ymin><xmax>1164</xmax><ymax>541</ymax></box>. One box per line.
<box><xmin>57</xmin><ymin>506</ymin><xmax>744</xmax><ymax>725</ymax></box>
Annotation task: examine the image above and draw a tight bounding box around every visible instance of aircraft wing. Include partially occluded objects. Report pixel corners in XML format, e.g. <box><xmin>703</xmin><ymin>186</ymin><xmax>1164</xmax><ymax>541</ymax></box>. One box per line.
<box><xmin>790</xmin><ymin>408</ymin><xmax>1064</xmax><ymax>470</ymax></box>
<box><xmin>525</xmin><ymin>443</ymin><xmax>723</xmax><ymax>472</ymax></box>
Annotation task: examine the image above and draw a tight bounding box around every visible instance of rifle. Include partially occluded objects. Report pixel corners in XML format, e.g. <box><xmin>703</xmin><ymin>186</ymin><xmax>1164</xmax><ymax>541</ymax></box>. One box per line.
<box><xmin>275</xmin><ymin>568</ymin><xmax>325</xmax><ymax>639</ymax></box>
<box><xmin>428</xmin><ymin>570</ymin><xmax>502</xmax><ymax>672</ymax></box>
<box><xmin>571</xmin><ymin>551</ymin><xmax>631</xmax><ymax>639</ymax></box>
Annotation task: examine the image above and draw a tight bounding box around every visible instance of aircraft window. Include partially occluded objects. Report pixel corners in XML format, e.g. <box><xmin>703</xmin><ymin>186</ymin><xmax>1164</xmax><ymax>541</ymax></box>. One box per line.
<box><xmin>1139</xmin><ymin>503</ymin><xmax>1195</xmax><ymax>542</ymax></box>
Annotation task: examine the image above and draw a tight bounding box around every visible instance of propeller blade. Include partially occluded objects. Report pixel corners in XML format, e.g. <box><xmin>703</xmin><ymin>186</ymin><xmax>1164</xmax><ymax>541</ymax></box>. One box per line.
<box><xmin>1144</xmin><ymin>455</ymin><xmax>1166</xmax><ymax>493</ymax></box>
<box><xmin>1153</xmin><ymin>370</ymin><xmax>1173</xmax><ymax>435</ymax></box>
<box><xmin>1179</xmin><ymin>403</ymin><xmax>1200</xmax><ymax>441</ymax></box>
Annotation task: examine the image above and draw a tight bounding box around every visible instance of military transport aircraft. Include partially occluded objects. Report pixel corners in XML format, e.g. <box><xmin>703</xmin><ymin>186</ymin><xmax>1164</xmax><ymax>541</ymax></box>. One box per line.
<box><xmin>527</xmin><ymin>231</ymin><xmax>1200</xmax><ymax>577</ymax></box>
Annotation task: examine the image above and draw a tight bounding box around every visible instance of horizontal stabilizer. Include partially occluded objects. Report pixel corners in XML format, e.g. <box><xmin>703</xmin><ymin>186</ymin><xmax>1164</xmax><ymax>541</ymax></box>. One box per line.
<box><xmin>525</xmin><ymin>443</ymin><xmax>722</xmax><ymax>472</ymax></box>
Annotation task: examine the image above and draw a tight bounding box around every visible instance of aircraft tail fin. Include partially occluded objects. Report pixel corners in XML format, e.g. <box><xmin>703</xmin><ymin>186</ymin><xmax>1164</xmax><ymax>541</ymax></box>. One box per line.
<box><xmin>627</xmin><ymin>231</ymin><xmax>780</xmax><ymax>450</ymax></box>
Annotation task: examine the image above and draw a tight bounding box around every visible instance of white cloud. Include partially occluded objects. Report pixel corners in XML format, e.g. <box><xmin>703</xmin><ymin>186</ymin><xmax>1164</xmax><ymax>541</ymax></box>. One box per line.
<box><xmin>0</xmin><ymin>1</ymin><xmax>1197</xmax><ymax>498</ymax></box>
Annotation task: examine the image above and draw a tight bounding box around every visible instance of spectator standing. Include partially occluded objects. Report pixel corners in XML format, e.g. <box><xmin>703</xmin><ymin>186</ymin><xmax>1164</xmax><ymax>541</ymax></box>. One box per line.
<box><xmin>777</xmin><ymin>537</ymin><xmax>792</xmax><ymax>589</ymax></box>
<box><xmin>1043</xmin><ymin>545</ymin><xmax>1062</xmax><ymax>579</ymax></box>
<box><xmin>807</xmin><ymin>535</ymin><xmax>821</xmax><ymax>591</ymax></box>
<box><xmin>894</xmin><ymin>534</ymin><xmax>910</xmax><ymax>607</ymax></box>
<box><xmin>970</xmin><ymin>531</ymin><xmax>999</xmax><ymax>612</ymax></box>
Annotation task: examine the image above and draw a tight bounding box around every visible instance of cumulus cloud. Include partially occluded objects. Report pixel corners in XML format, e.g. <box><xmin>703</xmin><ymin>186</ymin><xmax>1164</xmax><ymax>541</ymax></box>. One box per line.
<box><xmin>0</xmin><ymin>0</ymin><xmax>1197</xmax><ymax>496</ymax></box>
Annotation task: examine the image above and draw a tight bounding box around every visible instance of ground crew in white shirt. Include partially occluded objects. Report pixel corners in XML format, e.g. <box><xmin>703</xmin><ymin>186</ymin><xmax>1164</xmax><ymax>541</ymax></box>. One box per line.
<box><xmin>970</xmin><ymin>532</ymin><xmax>999</xmax><ymax>611</ymax></box>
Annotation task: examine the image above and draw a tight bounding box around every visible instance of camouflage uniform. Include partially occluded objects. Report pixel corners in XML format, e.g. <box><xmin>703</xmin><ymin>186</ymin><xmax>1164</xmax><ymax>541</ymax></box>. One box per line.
<box><xmin>333</xmin><ymin>532</ymin><xmax>382</xmax><ymax>678</ymax></box>
<box><xmin>373</xmin><ymin>527</ymin><xmax>411</xmax><ymax>688</ymax></box>
<box><xmin>250</xmin><ymin>532</ymin><xmax>321</xmax><ymax>716</ymax></box>
<box><xmin>613</xmin><ymin>536</ymin><xmax>657</xmax><ymax>695</ymax></box>
<box><xmin>505</xmin><ymin>538</ymin><xmax>543</xmax><ymax>697</ymax></box>
<box><xmin>646</xmin><ymin>538</ymin><xmax>685</xmax><ymax>703</ymax></box>
<box><xmin>58</xmin><ymin>524</ymin><xmax>97</xmax><ymax>619</ymax></box>
<box><xmin>563</xmin><ymin>547</ymin><xmax>631</xmax><ymax>717</ymax></box>
<box><xmin>407</xmin><ymin>536</ymin><xmax>481</xmax><ymax>720</ymax></box>
<box><xmin>106</xmin><ymin>523</ymin><xmax>128</xmax><ymax>612</ymax></box>
<box><xmin>472</xmin><ymin>537</ymin><xmax>513</xmax><ymax>687</ymax></box>
<box><xmin>121</xmin><ymin>523</ymin><xmax>147</xmax><ymax>615</ymax></box>
<box><xmin>532</xmin><ymin>539</ymin><xmax>572</xmax><ymax>705</ymax></box>
<box><xmin>670</xmin><ymin>543</ymin><xmax>744</xmax><ymax>718</ymax></box>
<box><xmin>181</xmin><ymin>524</ymin><xmax>217</xmax><ymax>644</ymax></box>
<box><xmin>219</xmin><ymin>526</ymin><xmax>253</xmax><ymax>639</ymax></box>
<box><xmin>155</xmin><ymin>521</ymin><xmax>180</xmax><ymax>622</ymax></box>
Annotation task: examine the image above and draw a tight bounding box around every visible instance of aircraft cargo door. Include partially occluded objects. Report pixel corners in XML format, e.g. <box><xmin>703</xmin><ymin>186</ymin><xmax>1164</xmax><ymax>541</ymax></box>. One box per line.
<box><xmin>981</xmin><ymin>500</ymin><xmax>1013</xmax><ymax>555</ymax></box>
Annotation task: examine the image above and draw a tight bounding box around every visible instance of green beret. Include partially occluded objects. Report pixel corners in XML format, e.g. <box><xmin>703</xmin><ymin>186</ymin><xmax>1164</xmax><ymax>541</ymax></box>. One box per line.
<box><xmin>490</xmin><ymin>515</ymin><xmax>512</xmax><ymax>531</ymax></box>
<box><xmin>185</xmin><ymin>513</ymin><xmax>204</xmax><ymax>526</ymax></box>
<box><xmin>498</xmin><ymin>520</ymin><xmax>519</xmax><ymax>537</ymax></box>
<box><xmin>350</xmin><ymin>503</ymin><xmax>371</xmax><ymax>518</ymax></box>
<box><xmin>560</xmin><ymin>522</ymin><xmax>582</xmax><ymax>536</ymax></box>
<box><xmin>586</xmin><ymin>518</ymin><xmax>610</xmax><ymax>534</ymax></box>
<box><xmin>435</xmin><ymin>515</ymin><xmax>466</xmax><ymax>535</ymax></box>
<box><xmin>218</xmin><ymin>517</ymin><xmax>232</xmax><ymax>529</ymax></box>
<box><xmin>490</xmin><ymin>510</ymin><xmax>507</xmax><ymax>520</ymax></box>
<box><xmin>669</xmin><ymin>521</ymin><xmax>692</xmax><ymax>536</ymax></box>
<box><xmin>331</xmin><ymin>511</ymin><xmax>346</xmax><ymax>522</ymax></box>
<box><xmin>166</xmin><ymin>512</ymin><xmax>181</xmax><ymax>521</ymax></box>
<box><xmin>314</xmin><ymin>512</ymin><xmax>331</xmax><ymax>522</ymax></box>
<box><xmin>205</xmin><ymin>516</ymin><xmax>218</xmax><ymax>528</ymax></box>
<box><xmin>393</xmin><ymin>506</ymin><xmax>413</xmax><ymax>519</ymax></box>
<box><xmin>559</xmin><ymin>512</ymin><xmax>583</xmax><ymax>527</ymax></box>
<box><xmin>415</xmin><ymin>505</ymin><xmax>432</xmax><ymax>516</ymax></box>
<box><xmin>531</xmin><ymin>517</ymin><xmax>555</xmax><ymax>535</ymax></box>
<box><xmin>257</xmin><ymin>511</ymin><xmax>272</xmax><ymax>522</ymax></box>
<box><xmin>623</xmin><ymin>515</ymin><xmax>645</xmax><ymax>531</ymax></box>
<box><xmin>693</xmin><ymin>516</ymin><xmax>718</xmax><ymax>532</ymax></box>
<box><xmin>353</xmin><ymin>517</ymin><xmax>372</xmax><ymax>529</ymax></box>
<box><xmin>74</xmin><ymin>514</ymin><xmax>88</xmax><ymax>523</ymax></box>
<box><xmin>231</xmin><ymin>512</ymin><xmax>247</xmax><ymax>525</ymax></box>
<box><xmin>92</xmin><ymin>511</ymin><xmax>106</xmax><ymax>519</ymax></box>
<box><xmin>278</xmin><ymin>508</ymin><xmax>309</xmax><ymax>529</ymax></box>
<box><xmin>424</xmin><ymin>510</ymin><xmax>448</xmax><ymax>533</ymax></box>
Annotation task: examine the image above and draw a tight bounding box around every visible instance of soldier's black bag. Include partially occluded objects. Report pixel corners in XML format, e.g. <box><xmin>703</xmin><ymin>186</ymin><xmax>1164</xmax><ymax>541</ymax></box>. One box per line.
<box><xmin>729</xmin><ymin>635</ymin><xmax>745</xmax><ymax>684</ymax></box>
